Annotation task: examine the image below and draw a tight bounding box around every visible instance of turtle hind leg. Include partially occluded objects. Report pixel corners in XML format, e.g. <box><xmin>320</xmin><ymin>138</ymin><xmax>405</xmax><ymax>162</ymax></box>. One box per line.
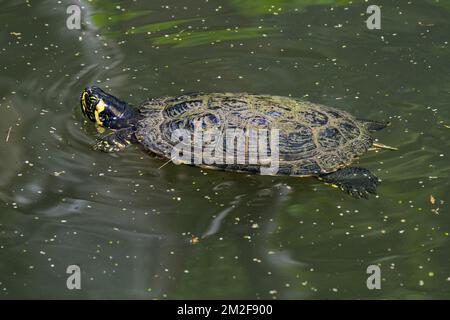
<box><xmin>317</xmin><ymin>167</ymin><xmax>379</xmax><ymax>199</ymax></box>
<box><xmin>93</xmin><ymin>127</ymin><xmax>136</xmax><ymax>153</ymax></box>
<box><xmin>358</xmin><ymin>119</ymin><xmax>390</xmax><ymax>131</ymax></box>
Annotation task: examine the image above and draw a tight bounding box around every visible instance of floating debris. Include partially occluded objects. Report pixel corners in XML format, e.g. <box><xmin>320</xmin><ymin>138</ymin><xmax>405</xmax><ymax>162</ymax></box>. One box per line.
<box><xmin>430</xmin><ymin>195</ymin><xmax>436</xmax><ymax>205</ymax></box>
<box><xmin>5</xmin><ymin>126</ymin><xmax>11</xmax><ymax>142</ymax></box>
<box><xmin>190</xmin><ymin>236</ymin><xmax>199</xmax><ymax>245</ymax></box>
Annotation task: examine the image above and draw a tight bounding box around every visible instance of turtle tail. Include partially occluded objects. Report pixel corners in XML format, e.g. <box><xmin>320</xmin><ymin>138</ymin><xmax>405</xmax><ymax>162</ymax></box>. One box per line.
<box><xmin>358</xmin><ymin>119</ymin><xmax>390</xmax><ymax>131</ymax></box>
<box><xmin>360</xmin><ymin>119</ymin><xmax>399</xmax><ymax>151</ymax></box>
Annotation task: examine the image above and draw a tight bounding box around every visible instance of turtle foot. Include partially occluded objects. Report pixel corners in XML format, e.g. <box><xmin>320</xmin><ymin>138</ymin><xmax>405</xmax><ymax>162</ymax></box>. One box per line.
<box><xmin>318</xmin><ymin>167</ymin><xmax>379</xmax><ymax>199</ymax></box>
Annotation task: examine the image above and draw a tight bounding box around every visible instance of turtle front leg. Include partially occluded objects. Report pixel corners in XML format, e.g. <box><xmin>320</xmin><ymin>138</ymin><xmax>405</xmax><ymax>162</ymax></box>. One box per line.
<box><xmin>93</xmin><ymin>127</ymin><xmax>136</xmax><ymax>152</ymax></box>
<box><xmin>317</xmin><ymin>167</ymin><xmax>379</xmax><ymax>199</ymax></box>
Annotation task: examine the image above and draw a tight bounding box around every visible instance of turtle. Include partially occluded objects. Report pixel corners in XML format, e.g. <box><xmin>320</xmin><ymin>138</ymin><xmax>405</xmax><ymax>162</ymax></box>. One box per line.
<box><xmin>80</xmin><ymin>86</ymin><xmax>397</xmax><ymax>198</ymax></box>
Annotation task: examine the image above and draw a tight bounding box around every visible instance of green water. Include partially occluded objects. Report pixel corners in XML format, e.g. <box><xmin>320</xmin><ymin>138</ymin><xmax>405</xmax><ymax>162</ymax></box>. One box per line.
<box><xmin>0</xmin><ymin>0</ymin><xmax>449</xmax><ymax>299</ymax></box>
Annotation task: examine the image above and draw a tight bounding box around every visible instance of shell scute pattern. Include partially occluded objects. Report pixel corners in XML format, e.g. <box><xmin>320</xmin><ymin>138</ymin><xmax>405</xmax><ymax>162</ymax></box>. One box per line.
<box><xmin>136</xmin><ymin>93</ymin><xmax>373</xmax><ymax>176</ymax></box>
<box><xmin>247</xmin><ymin>115</ymin><xmax>269</xmax><ymax>127</ymax></box>
<box><xmin>339</xmin><ymin>121</ymin><xmax>360</xmax><ymax>139</ymax></box>
<box><xmin>317</xmin><ymin>127</ymin><xmax>346</xmax><ymax>150</ymax></box>
<box><xmin>300</xmin><ymin>110</ymin><xmax>329</xmax><ymax>126</ymax></box>
<box><xmin>279</xmin><ymin>125</ymin><xmax>316</xmax><ymax>161</ymax></box>
<box><xmin>316</xmin><ymin>152</ymin><xmax>344</xmax><ymax>172</ymax></box>
<box><xmin>164</xmin><ymin>100</ymin><xmax>203</xmax><ymax>117</ymax></box>
<box><xmin>266</xmin><ymin>110</ymin><xmax>282</xmax><ymax>118</ymax></box>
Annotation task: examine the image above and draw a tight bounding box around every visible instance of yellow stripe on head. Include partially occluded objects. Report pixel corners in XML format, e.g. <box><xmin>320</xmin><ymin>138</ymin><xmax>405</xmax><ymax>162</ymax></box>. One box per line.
<box><xmin>81</xmin><ymin>91</ymin><xmax>88</xmax><ymax>113</ymax></box>
<box><xmin>94</xmin><ymin>100</ymin><xmax>105</xmax><ymax>126</ymax></box>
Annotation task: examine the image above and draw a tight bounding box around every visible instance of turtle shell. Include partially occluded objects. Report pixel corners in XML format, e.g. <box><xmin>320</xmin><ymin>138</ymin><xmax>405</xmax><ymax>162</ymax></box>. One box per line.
<box><xmin>135</xmin><ymin>93</ymin><xmax>373</xmax><ymax>176</ymax></box>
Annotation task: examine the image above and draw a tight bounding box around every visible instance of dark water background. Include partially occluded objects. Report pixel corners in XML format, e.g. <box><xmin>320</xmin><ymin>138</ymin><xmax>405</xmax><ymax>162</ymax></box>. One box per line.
<box><xmin>0</xmin><ymin>0</ymin><xmax>449</xmax><ymax>299</ymax></box>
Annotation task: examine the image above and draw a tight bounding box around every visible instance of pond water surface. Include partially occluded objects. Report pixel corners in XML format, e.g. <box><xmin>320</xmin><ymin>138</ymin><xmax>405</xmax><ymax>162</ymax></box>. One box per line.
<box><xmin>0</xmin><ymin>0</ymin><xmax>449</xmax><ymax>299</ymax></box>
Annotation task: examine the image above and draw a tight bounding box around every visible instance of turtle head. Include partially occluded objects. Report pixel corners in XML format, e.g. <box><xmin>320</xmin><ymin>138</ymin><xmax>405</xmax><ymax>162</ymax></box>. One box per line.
<box><xmin>81</xmin><ymin>86</ymin><xmax>136</xmax><ymax>129</ymax></box>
